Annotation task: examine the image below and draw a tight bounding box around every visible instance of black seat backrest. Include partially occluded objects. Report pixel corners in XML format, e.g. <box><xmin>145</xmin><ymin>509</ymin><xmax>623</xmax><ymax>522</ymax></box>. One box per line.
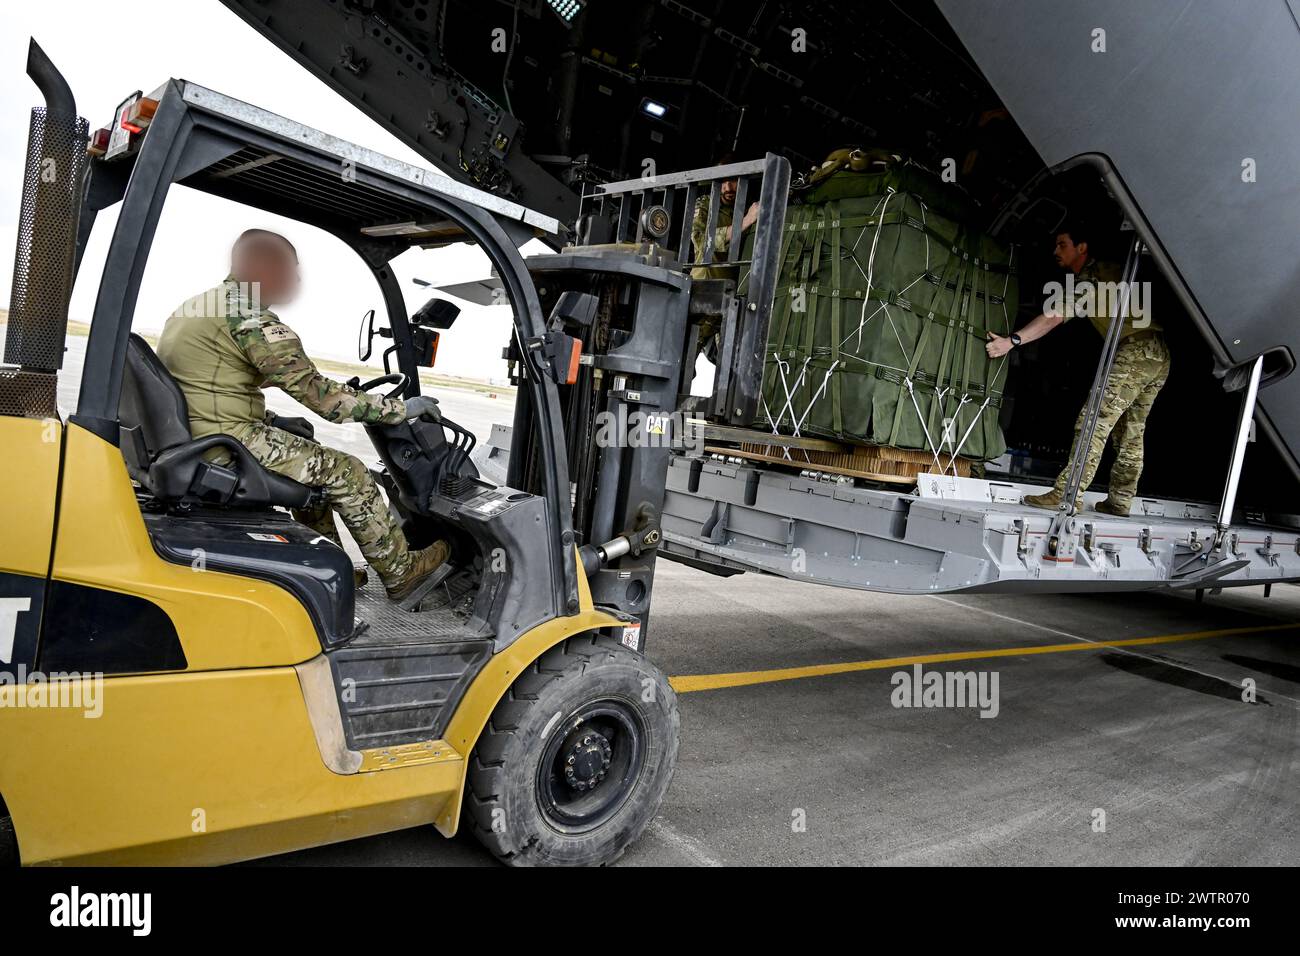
<box><xmin>116</xmin><ymin>333</ymin><xmax>317</xmax><ymax>510</ymax></box>
<box><xmin>120</xmin><ymin>333</ymin><xmax>193</xmax><ymax>459</ymax></box>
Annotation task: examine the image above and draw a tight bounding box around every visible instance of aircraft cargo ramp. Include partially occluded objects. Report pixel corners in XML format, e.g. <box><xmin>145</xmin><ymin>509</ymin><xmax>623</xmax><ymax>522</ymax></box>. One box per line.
<box><xmin>661</xmin><ymin>454</ymin><xmax>1300</xmax><ymax>595</ymax></box>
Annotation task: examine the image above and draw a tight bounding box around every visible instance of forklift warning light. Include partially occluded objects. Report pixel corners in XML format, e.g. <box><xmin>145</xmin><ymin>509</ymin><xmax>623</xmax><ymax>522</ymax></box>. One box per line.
<box><xmin>121</xmin><ymin>97</ymin><xmax>158</xmax><ymax>134</ymax></box>
<box><xmin>563</xmin><ymin>338</ymin><xmax>582</xmax><ymax>385</ymax></box>
<box><xmin>527</xmin><ymin>331</ymin><xmax>583</xmax><ymax>385</ymax></box>
<box><xmin>87</xmin><ymin>127</ymin><xmax>111</xmax><ymax>157</ymax></box>
<box><xmin>101</xmin><ymin>91</ymin><xmax>153</xmax><ymax>161</ymax></box>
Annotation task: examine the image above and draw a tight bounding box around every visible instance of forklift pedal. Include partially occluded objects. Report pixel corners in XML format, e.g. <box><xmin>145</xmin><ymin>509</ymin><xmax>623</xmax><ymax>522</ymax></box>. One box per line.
<box><xmin>397</xmin><ymin>562</ymin><xmax>455</xmax><ymax>613</ymax></box>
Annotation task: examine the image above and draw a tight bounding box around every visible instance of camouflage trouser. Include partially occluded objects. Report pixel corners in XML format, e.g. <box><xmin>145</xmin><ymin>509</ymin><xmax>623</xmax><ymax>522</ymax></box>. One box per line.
<box><xmin>226</xmin><ymin>422</ymin><xmax>412</xmax><ymax>582</ymax></box>
<box><xmin>1050</xmin><ymin>333</ymin><xmax>1171</xmax><ymax>509</ymax></box>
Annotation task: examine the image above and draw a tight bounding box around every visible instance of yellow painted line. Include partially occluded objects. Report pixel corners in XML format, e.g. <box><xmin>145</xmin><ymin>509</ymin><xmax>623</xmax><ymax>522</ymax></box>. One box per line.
<box><xmin>669</xmin><ymin>622</ymin><xmax>1300</xmax><ymax>694</ymax></box>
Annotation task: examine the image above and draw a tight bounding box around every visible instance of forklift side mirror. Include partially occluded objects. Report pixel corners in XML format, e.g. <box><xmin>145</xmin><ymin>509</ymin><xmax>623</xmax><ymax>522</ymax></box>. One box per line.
<box><xmin>358</xmin><ymin>308</ymin><xmax>376</xmax><ymax>361</ymax></box>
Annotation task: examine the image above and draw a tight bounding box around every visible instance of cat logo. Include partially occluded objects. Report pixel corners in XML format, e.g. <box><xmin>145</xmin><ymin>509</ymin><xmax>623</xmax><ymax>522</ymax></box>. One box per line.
<box><xmin>0</xmin><ymin>597</ymin><xmax>31</xmax><ymax>665</ymax></box>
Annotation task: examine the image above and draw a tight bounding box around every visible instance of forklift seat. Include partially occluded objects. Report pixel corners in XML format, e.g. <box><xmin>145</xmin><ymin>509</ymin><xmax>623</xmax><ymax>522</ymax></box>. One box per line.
<box><xmin>118</xmin><ymin>333</ymin><xmax>317</xmax><ymax>509</ymax></box>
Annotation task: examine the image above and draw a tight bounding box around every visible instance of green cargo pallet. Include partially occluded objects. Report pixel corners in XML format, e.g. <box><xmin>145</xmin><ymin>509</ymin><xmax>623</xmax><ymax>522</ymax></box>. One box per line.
<box><xmin>739</xmin><ymin>161</ymin><xmax>1018</xmax><ymax>463</ymax></box>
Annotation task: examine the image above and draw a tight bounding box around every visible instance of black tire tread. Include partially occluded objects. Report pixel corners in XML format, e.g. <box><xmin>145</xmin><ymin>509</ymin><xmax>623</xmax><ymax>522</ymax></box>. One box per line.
<box><xmin>464</xmin><ymin>633</ymin><xmax>677</xmax><ymax>866</ymax></box>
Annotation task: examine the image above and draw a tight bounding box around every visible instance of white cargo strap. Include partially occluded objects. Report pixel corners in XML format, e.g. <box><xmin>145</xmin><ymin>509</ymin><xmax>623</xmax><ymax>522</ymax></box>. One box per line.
<box><xmin>944</xmin><ymin>396</ymin><xmax>986</xmax><ymax>475</ymax></box>
<box><xmin>773</xmin><ymin>356</ymin><xmax>809</xmax><ymax>430</ymax></box>
<box><xmin>849</xmin><ymin>190</ymin><xmax>893</xmax><ymax>350</ymax></box>
<box><xmin>841</xmin><ymin>192</ymin><xmax>929</xmax><ymax>359</ymax></box>
<box><xmin>792</xmin><ymin>361</ymin><xmax>840</xmax><ymax>435</ymax></box>
<box><xmin>935</xmin><ymin>248</ymin><xmax>1014</xmax><ymax>475</ymax></box>
<box><xmin>918</xmin><ymin>199</ymin><xmax>931</xmax><ymax>273</ymax></box>
<box><xmin>839</xmin><ymin>353</ymin><xmax>910</xmax><ymax>376</ymax></box>
<box><xmin>930</xmin><ymin>247</ymin><xmax>1014</xmax><ymax>475</ymax></box>
<box><xmin>762</xmin><ymin>356</ymin><xmax>810</xmax><ymax>459</ymax></box>
<box><xmin>936</xmin><ymin>394</ymin><xmax>974</xmax><ymax>475</ymax></box>
<box><xmin>759</xmin><ymin>395</ymin><xmax>793</xmax><ymax>460</ymax></box>
<box><xmin>764</xmin><ymin>354</ymin><xmax>841</xmax><ymax>462</ymax></box>
<box><xmin>903</xmin><ymin>376</ymin><xmax>945</xmax><ymax>470</ymax></box>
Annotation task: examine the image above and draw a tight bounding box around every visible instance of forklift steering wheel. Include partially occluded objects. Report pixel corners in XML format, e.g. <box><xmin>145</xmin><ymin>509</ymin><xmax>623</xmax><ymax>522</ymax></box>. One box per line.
<box><xmin>355</xmin><ymin>373</ymin><xmax>409</xmax><ymax>399</ymax></box>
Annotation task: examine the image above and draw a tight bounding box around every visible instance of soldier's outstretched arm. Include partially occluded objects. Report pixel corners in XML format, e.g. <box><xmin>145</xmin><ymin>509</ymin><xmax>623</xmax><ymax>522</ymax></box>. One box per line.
<box><xmin>230</xmin><ymin>316</ymin><xmax>409</xmax><ymax>425</ymax></box>
<box><xmin>985</xmin><ymin>310</ymin><xmax>1064</xmax><ymax>358</ymax></box>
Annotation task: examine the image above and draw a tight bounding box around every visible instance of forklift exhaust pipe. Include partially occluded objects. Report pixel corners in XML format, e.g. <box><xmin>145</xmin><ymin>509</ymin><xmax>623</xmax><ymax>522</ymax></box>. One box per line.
<box><xmin>26</xmin><ymin>38</ymin><xmax>76</xmax><ymax>117</ymax></box>
<box><xmin>4</xmin><ymin>39</ymin><xmax>88</xmax><ymax>378</ymax></box>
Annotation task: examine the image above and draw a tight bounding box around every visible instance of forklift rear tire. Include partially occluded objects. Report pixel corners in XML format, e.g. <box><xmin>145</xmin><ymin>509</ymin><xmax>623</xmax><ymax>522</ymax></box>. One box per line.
<box><xmin>465</xmin><ymin>633</ymin><xmax>679</xmax><ymax>866</ymax></box>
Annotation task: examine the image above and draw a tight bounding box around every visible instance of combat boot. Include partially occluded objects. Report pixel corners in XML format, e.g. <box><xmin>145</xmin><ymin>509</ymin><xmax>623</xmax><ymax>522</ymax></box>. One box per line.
<box><xmin>1093</xmin><ymin>498</ymin><xmax>1130</xmax><ymax>517</ymax></box>
<box><xmin>383</xmin><ymin>540</ymin><xmax>451</xmax><ymax>602</ymax></box>
<box><xmin>1022</xmin><ymin>489</ymin><xmax>1063</xmax><ymax>510</ymax></box>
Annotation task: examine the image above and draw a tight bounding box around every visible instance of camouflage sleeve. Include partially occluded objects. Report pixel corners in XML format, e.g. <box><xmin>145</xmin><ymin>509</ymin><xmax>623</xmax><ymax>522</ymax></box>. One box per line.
<box><xmin>691</xmin><ymin>197</ymin><xmax>730</xmax><ymax>262</ymax></box>
<box><xmin>229</xmin><ymin>315</ymin><xmax>408</xmax><ymax>425</ymax></box>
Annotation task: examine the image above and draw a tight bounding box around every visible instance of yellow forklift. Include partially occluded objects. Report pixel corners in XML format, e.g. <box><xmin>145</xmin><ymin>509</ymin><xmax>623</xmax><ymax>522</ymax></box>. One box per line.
<box><xmin>0</xmin><ymin>41</ymin><xmax>790</xmax><ymax>866</ymax></box>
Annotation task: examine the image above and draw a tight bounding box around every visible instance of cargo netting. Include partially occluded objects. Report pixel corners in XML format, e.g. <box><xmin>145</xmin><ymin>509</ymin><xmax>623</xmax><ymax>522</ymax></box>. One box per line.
<box><xmin>739</xmin><ymin>159</ymin><xmax>1018</xmax><ymax>471</ymax></box>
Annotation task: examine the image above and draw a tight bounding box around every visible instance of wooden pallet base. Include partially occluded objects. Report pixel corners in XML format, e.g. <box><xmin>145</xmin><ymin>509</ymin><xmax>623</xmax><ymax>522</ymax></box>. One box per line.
<box><xmin>704</xmin><ymin>446</ymin><xmax>916</xmax><ymax>484</ymax></box>
<box><xmin>703</xmin><ymin>439</ymin><xmax>972</xmax><ymax>484</ymax></box>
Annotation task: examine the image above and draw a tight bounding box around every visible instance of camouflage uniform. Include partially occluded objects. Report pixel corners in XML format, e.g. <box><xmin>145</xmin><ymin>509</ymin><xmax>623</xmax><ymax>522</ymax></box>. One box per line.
<box><xmin>156</xmin><ymin>278</ymin><xmax>416</xmax><ymax>582</ymax></box>
<box><xmin>689</xmin><ymin>194</ymin><xmax>736</xmax><ymax>281</ymax></box>
<box><xmin>689</xmin><ymin>195</ymin><xmax>739</xmax><ymax>357</ymax></box>
<box><xmin>1045</xmin><ymin>259</ymin><xmax>1171</xmax><ymax>510</ymax></box>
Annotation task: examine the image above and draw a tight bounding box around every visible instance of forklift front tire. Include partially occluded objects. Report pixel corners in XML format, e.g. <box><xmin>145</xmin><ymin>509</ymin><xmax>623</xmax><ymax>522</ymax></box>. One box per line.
<box><xmin>465</xmin><ymin>633</ymin><xmax>679</xmax><ymax>866</ymax></box>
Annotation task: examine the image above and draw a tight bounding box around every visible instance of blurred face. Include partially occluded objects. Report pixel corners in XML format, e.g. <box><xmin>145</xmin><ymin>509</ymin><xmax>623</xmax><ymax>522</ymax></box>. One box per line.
<box><xmin>721</xmin><ymin>178</ymin><xmax>737</xmax><ymax>205</ymax></box>
<box><xmin>233</xmin><ymin>237</ymin><xmax>301</xmax><ymax>307</ymax></box>
<box><xmin>1054</xmin><ymin>233</ymin><xmax>1089</xmax><ymax>273</ymax></box>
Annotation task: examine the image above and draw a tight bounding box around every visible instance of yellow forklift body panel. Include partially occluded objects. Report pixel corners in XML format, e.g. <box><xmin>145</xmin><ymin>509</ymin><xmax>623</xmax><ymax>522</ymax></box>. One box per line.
<box><xmin>52</xmin><ymin>423</ymin><xmax>322</xmax><ymax>671</ymax></box>
<box><xmin>0</xmin><ymin>415</ymin><xmax>60</xmax><ymax>576</ymax></box>
<box><xmin>0</xmin><ymin>422</ymin><xmax>624</xmax><ymax>864</ymax></box>
<box><xmin>3</xmin><ymin>666</ymin><xmax>462</xmax><ymax>864</ymax></box>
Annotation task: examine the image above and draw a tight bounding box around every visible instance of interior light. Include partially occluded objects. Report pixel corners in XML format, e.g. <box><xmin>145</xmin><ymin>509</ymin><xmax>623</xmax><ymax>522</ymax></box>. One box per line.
<box><xmin>546</xmin><ymin>0</ymin><xmax>585</xmax><ymax>26</ymax></box>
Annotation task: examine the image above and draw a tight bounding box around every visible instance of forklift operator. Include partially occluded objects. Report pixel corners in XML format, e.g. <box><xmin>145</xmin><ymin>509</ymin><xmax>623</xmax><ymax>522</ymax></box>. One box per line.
<box><xmin>155</xmin><ymin>229</ymin><xmax>449</xmax><ymax>601</ymax></box>
<box><xmin>985</xmin><ymin>224</ymin><xmax>1171</xmax><ymax>516</ymax></box>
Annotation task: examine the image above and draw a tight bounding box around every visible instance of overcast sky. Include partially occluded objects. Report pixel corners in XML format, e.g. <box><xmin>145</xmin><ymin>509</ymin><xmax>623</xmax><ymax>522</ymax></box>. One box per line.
<box><xmin>0</xmin><ymin>0</ymin><xmax>525</xmax><ymax>382</ymax></box>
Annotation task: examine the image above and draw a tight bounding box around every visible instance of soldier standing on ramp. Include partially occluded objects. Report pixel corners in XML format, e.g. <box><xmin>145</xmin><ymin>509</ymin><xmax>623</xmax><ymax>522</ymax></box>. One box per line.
<box><xmin>985</xmin><ymin>223</ymin><xmax>1170</xmax><ymax>516</ymax></box>
<box><xmin>156</xmin><ymin>229</ymin><xmax>448</xmax><ymax>601</ymax></box>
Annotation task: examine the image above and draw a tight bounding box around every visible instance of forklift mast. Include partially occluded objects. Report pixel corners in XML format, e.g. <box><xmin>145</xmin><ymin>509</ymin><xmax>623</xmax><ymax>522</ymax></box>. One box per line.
<box><xmin>505</xmin><ymin>156</ymin><xmax>789</xmax><ymax>630</ymax></box>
